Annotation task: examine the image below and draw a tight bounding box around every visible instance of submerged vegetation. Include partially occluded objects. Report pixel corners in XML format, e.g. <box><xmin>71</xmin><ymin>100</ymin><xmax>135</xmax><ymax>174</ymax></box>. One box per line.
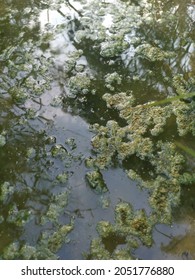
<box><xmin>0</xmin><ymin>0</ymin><xmax>195</xmax><ymax>259</ymax></box>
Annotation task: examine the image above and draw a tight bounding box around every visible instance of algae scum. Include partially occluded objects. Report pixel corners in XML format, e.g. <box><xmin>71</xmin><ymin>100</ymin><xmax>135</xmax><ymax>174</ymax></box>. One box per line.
<box><xmin>0</xmin><ymin>0</ymin><xmax>195</xmax><ymax>259</ymax></box>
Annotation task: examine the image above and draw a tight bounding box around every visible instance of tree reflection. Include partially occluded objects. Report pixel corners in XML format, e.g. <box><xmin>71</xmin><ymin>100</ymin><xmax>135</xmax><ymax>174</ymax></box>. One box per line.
<box><xmin>0</xmin><ymin>0</ymin><xmax>195</xmax><ymax>259</ymax></box>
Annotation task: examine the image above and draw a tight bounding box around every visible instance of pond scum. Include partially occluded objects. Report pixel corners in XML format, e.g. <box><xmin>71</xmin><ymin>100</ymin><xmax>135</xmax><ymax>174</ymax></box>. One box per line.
<box><xmin>0</xmin><ymin>0</ymin><xmax>195</xmax><ymax>259</ymax></box>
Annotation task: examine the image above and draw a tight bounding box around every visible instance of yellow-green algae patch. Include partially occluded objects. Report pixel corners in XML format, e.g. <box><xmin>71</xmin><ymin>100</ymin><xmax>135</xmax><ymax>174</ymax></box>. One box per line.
<box><xmin>86</xmin><ymin>78</ymin><xmax>194</xmax><ymax>258</ymax></box>
<box><xmin>86</xmin><ymin>170</ymin><xmax>108</xmax><ymax>194</ymax></box>
<box><xmin>3</xmin><ymin>190</ymin><xmax>73</xmax><ymax>259</ymax></box>
<box><xmin>3</xmin><ymin>220</ymin><xmax>74</xmax><ymax>260</ymax></box>
<box><xmin>135</xmin><ymin>43</ymin><xmax>175</xmax><ymax>62</ymax></box>
<box><xmin>87</xmin><ymin>202</ymin><xmax>153</xmax><ymax>259</ymax></box>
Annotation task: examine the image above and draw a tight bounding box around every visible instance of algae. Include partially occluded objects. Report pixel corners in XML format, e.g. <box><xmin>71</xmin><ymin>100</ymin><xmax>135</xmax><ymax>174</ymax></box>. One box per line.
<box><xmin>56</xmin><ymin>172</ymin><xmax>68</xmax><ymax>184</ymax></box>
<box><xmin>1</xmin><ymin>0</ymin><xmax>195</xmax><ymax>260</ymax></box>
<box><xmin>0</xmin><ymin>182</ymin><xmax>14</xmax><ymax>204</ymax></box>
<box><xmin>41</xmin><ymin>191</ymin><xmax>69</xmax><ymax>224</ymax></box>
<box><xmin>86</xmin><ymin>170</ymin><xmax>108</xmax><ymax>194</ymax></box>
<box><xmin>0</xmin><ymin>134</ymin><xmax>6</xmax><ymax>147</ymax></box>
<box><xmin>136</xmin><ymin>43</ymin><xmax>175</xmax><ymax>62</ymax></box>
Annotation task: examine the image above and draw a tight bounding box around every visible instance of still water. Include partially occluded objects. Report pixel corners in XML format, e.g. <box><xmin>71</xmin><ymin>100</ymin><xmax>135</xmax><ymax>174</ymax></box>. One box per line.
<box><xmin>0</xmin><ymin>0</ymin><xmax>195</xmax><ymax>259</ymax></box>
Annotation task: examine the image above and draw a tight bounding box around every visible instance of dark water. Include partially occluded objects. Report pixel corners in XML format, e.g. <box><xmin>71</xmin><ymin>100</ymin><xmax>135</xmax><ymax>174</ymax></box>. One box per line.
<box><xmin>0</xmin><ymin>0</ymin><xmax>195</xmax><ymax>259</ymax></box>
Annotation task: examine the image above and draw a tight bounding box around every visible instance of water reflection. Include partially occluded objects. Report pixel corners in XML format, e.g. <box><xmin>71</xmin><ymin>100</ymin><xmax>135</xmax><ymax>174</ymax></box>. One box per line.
<box><xmin>0</xmin><ymin>0</ymin><xmax>195</xmax><ymax>259</ymax></box>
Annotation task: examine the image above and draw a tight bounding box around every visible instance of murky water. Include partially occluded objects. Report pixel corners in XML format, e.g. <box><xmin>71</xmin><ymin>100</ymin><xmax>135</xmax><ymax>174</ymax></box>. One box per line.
<box><xmin>0</xmin><ymin>0</ymin><xmax>195</xmax><ymax>259</ymax></box>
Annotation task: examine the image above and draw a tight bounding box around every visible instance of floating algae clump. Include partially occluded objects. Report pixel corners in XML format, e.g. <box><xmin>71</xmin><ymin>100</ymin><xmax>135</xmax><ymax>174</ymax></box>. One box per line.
<box><xmin>103</xmin><ymin>92</ymin><xmax>173</xmax><ymax>136</ymax></box>
<box><xmin>105</xmin><ymin>72</ymin><xmax>122</xmax><ymax>91</ymax></box>
<box><xmin>56</xmin><ymin>172</ymin><xmax>68</xmax><ymax>184</ymax></box>
<box><xmin>0</xmin><ymin>41</ymin><xmax>53</xmax><ymax>102</ymax></box>
<box><xmin>96</xmin><ymin>221</ymin><xmax>115</xmax><ymax>239</ymax></box>
<box><xmin>3</xmin><ymin>190</ymin><xmax>72</xmax><ymax>260</ymax></box>
<box><xmin>103</xmin><ymin>92</ymin><xmax>135</xmax><ymax>110</ymax></box>
<box><xmin>100</xmin><ymin>40</ymin><xmax>129</xmax><ymax>58</ymax></box>
<box><xmin>150</xmin><ymin>141</ymin><xmax>185</xmax><ymax>179</ymax></box>
<box><xmin>68</xmin><ymin>72</ymin><xmax>91</xmax><ymax>95</ymax></box>
<box><xmin>87</xmin><ymin>238</ymin><xmax>111</xmax><ymax>260</ymax></box>
<box><xmin>86</xmin><ymin>170</ymin><xmax>108</xmax><ymax>194</ymax></box>
<box><xmin>135</xmin><ymin>43</ymin><xmax>175</xmax><ymax>62</ymax></box>
<box><xmin>50</xmin><ymin>144</ymin><xmax>68</xmax><ymax>158</ymax></box>
<box><xmin>114</xmin><ymin>202</ymin><xmax>153</xmax><ymax>246</ymax></box>
<box><xmin>47</xmin><ymin>223</ymin><xmax>74</xmax><ymax>253</ymax></box>
<box><xmin>9</xmin><ymin>86</ymin><xmax>28</xmax><ymax>103</ymax></box>
<box><xmin>0</xmin><ymin>182</ymin><xmax>14</xmax><ymax>203</ymax></box>
<box><xmin>41</xmin><ymin>191</ymin><xmax>69</xmax><ymax>224</ymax></box>
<box><xmin>87</xmin><ymin>202</ymin><xmax>152</xmax><ymax>259</ymax></box>
<box><xmin>172</xmin><ymin>100</ymin><xmax>195</xmax><ymax>136</ymax></box>
<box><xmin>2</xmin><ymin>221</ymin><xmax>74</xmax><ymax>260</ymax></box>
<box><xmin>149</xmin><ymin>176</ymin><xmax>180</xmax><ymax>224</ymax></box>
<box><xmin>0</xmin><ymin>132</ymin><xmax>6</xmax><ymax>147</ymax></box>
<box><xmin>7</xmin><ymin>204</ymin><xmax>32</xmax><ymax>227</ymax></box>
<box><xmin>171</xmin><ymin>75</ymin><xmax>195</xmax><ymax>135</ymax></box>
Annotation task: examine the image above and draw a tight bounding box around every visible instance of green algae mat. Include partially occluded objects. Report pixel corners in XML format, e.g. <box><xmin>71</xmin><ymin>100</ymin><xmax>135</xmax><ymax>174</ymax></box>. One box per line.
<box><xmin>0</xmin><ymin>0</ymin><xmax>195</xmax><ymax>259</ymax></box>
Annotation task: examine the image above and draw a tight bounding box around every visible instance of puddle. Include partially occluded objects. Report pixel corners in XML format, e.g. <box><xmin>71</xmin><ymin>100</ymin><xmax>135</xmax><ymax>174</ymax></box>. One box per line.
<box><xmin>0</xmin><ymin>0</ymin><xmax>195</xmax><ymax>259</ymax></box>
